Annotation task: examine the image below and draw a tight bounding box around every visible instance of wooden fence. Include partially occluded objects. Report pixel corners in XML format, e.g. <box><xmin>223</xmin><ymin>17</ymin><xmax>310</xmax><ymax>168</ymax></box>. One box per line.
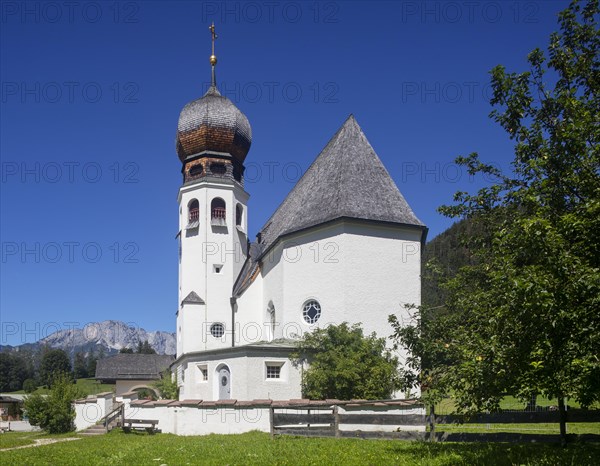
<box><xmin>270</xmin><ymin>402</ymin><xmax>600</xmax><ymax>442</ymax></box>
<box><xmin>429</xmin><ymin>408</ymin><xmax>600</xmax><ymax>443</ymax></box>
<box><xmin>270</xmin><ymin>402</ymin><xmax>426</xmax><ymax>440</ymax></box>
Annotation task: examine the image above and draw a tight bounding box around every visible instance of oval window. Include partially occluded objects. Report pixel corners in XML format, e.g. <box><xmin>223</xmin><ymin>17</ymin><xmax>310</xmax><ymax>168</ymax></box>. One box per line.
<box><xmin>302</xmin><ymin>300</ymin><xmax>321</xmax><ymax>324</ymax></box>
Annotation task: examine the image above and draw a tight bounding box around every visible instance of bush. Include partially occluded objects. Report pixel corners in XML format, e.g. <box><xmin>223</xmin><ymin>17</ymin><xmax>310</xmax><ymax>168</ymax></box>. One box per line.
<box><xmin>24</xmin><ymin>372</ymin><xmax>83</xmax><ymax>433</ymax></box>
<box><xmin>290</xmin><ymin>323</ymin><xmax>401</xmax><ymax>400</ymax></box>
<box><xmin>153</xmin><ymin>370</ymin><xmax>178</xmax><ymax>399</ymax></box>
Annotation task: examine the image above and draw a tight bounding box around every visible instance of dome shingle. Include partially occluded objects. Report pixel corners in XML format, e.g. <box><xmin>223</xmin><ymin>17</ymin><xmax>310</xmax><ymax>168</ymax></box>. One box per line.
<box><xmin>176</xmin><ymin>86</ymin><xmax>252</xmax><ymax>164</ymax></box>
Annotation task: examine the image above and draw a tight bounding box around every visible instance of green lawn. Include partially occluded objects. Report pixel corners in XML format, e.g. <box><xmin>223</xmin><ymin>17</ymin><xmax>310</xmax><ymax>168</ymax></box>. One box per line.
<box><xmin>6</xmin><ymin>378</ymin><xmax>114</xmax><ymax>397</ymax></box>
<box><xmin>1</xmin><ymin>430</ymin><xmax>599</xmax><ymax>465</ymax></box>
<box><xmin>0</xmin><ymin>432</ymin><xmax>37</xmax><ymax>449</ymax></box>
<box><xmin>0</xmin><ymin>432</ymin><xmax>78</xmax><ymax>450</ymax></box>
<box><xmin>436</xmin><ymin>423</ymin><xmax>600</xmax><ymax>435</ymax></box>
<box><xmin>73</xmin><ymin>378</ymin><xmax>114</xmax><ymax>396</ymax></box>
<box><xmin>433</xmin><ymin>395</ymin><xmax>597</xmax><ymax>415</ymax></box>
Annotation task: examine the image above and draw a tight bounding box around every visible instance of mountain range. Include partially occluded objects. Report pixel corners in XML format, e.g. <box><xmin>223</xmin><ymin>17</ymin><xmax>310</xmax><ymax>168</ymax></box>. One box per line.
<box><xmin>1</xmin><ymin>320</ymin><xmax>176</xmax><ymax>356</ymax></box>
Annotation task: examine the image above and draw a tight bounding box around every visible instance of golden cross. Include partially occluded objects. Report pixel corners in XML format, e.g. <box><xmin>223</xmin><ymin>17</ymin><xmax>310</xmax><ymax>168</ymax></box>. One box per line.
<box><xmin>208</xmin><ymin>23</ymin><xmax>218</xmax><ymax>86</ymax></box>
<box><xmin>209</xmin><ymin>23</ymin><xmax>217</xmax><ymax>56</ymax></box>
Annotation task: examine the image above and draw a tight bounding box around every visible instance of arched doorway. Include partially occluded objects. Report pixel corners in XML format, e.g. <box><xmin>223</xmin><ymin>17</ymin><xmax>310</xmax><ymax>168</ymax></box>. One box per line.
<box><xmin>216</xmin><ymin>365</ymin><xmax>231</xmax><ymax>400</ymax></box>
<box><xmin>130</xmin><ymin>385</ymin><xmax>160</xmax><ymax>400</ymax></box>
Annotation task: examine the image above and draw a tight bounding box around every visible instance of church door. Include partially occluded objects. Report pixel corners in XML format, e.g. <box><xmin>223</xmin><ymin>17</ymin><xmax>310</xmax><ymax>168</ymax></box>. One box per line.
<box><xmin>218</xmin><ymin>366</ymin><xmax>231</xmax><ymax>399</ymax></box>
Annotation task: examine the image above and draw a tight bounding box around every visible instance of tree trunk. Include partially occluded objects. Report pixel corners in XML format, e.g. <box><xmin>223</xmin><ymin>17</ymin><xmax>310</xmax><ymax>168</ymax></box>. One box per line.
<box><xmin>558</xmin><ymin>396</ymin><xmax>567</xmax><ymax>446</ymax></box>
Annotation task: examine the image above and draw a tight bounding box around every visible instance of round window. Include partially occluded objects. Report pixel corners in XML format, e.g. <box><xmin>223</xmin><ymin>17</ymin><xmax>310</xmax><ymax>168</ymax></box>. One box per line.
<box><xmin>302</xmin><ymin>300</ymin><xmax>321</xmax><ymax>324</ymax></box>
<box><xmin>210</xmin><ymin>323</ymin><xmax>225</xmax><ymax>338</ymax></box>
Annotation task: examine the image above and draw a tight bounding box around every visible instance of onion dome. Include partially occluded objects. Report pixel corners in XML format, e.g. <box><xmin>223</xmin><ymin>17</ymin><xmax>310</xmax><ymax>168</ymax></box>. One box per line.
<box><xmin>176</xmin><ymin>86</ymin><xmax>252</xmax><ymax>164</ymax></box>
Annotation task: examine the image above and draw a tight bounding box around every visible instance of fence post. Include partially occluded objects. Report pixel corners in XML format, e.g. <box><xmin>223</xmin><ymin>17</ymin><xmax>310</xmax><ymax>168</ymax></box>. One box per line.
<box><xmin>333</xmin><ymin>405</ymin><xmax>340</xmax><ymax>438</ymax></box>
<box><xmin>269</xmin><ymin>407</ymin><xmax>274</xmax><ymax>439</ymax></box>
<box><xmin>428</xmin><ymin>404</ymin><xmax>436</xmax><ymax>442</ymax></box>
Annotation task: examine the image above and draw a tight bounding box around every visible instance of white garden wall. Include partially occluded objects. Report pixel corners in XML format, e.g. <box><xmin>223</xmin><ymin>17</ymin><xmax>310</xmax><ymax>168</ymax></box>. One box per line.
<box><xmin>73</xmin><ymin>392</ymin><xmax>114</xmax><ymax>431</ymax></box>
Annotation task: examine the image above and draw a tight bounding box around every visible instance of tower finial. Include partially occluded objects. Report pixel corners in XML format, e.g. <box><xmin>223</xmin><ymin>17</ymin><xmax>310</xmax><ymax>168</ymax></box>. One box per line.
<box><xmin>209</xmin><ymin>22</ymin><xmax>218</xmax><ymax>87</ymax></box>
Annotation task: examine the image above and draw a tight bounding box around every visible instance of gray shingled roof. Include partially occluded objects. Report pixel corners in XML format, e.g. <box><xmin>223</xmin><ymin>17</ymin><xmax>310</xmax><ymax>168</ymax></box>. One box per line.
<box><xmin>182</xmin><ymin>291</ymin><xmax>205</xmax><ymax>305</ymax></box>
<box><xmin>95</xmin><ymin>354</ymin><xmax>175</xmax><ymax>382</ymax></box>
<box><xmin>232</xmin><ymin>115</ymin><xmax>426</xmax><ymax>297</ymax></box>
<box><xmin>0</xmin><ymin>396</ymin><xmax>22</xmax><ymax>404</ymax></box>
<box><xmin>255</xmin><ymin>115</ymin><xmax>425</xmax><ymax>257</ymax></box>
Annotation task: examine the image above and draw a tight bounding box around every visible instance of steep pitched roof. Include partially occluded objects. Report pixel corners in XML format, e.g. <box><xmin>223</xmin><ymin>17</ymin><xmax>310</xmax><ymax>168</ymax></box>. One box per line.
<box><xmin>181</xmin><ymin>291</ymin><xmax>205</xmax><ymax>305</ymax></box>
<box><xmin>256</xmin><ymin>115</ymin><xmax>425</xmax><ymax>256</ymax></box>
<box><xmin>95</xmin><ymin>354</ymin><xmax>175</xmax><ymax>381</ymax></box>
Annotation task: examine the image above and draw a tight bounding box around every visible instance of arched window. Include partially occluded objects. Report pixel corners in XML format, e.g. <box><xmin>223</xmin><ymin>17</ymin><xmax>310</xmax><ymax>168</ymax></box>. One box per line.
<box><xmin>211</xmin><ymin>198</ymin><xmax>226</xmax><ymax>226</ymax></box>
<box><xmin>267</xmin><ymin>301</ymin><xmax>275</xmax><ymax>341</ymax></box>
<box><xmin>235</xmin><ymin>204</ymin><xmax>243</xmax><ymax>227</ymax></box>
<box><xmin>188</xmin><ymin>199</ymin><xmax>199</xmax><ymax>223</ymax></box>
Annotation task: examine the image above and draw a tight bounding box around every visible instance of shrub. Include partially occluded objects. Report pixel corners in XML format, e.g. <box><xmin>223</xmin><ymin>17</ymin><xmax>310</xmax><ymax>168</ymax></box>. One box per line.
<box><xmin>24</xmin><ymin>372</ymin><xmax>83</xmax><ymax>433</ymax></box>
<box><xmin>153</xmin><ymin>370</ymin><xmax>178</xmax><ymax>399</ymax></box>
<box><xmin>290</xmin><ymin>323</ymin><xmax>401</xmax><ymax>400</ymax></box>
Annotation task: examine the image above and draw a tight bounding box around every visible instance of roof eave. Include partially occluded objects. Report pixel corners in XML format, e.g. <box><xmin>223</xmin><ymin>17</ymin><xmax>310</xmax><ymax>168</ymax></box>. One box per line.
<box><xmin>257</xmin><ymin>216</ymin><xmax>428</xmax><ymax>262</ymax></box>
<box><xmin>172</xmin><ymin>342</ymin><xmax>298</xmax><ymax>367</ymax></box>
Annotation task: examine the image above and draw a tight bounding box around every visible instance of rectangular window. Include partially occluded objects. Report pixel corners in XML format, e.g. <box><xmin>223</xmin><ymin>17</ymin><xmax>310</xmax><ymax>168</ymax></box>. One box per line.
<box><xmin>266</xmin><ymin>363</ymin><xmax>282</xmax><ymax>379</ymax></box>
<box><xmin>197</xmin><ymin>364</ymin><xmax>208</xmax><ymax>382</ymax></box>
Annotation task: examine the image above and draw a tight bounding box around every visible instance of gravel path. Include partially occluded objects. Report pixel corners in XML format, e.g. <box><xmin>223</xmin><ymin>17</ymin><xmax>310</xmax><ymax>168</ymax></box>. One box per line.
<box><xmin>1</xmin><ymin>437</ymin><xmax>81</xmax><ymax>452</ymax></box>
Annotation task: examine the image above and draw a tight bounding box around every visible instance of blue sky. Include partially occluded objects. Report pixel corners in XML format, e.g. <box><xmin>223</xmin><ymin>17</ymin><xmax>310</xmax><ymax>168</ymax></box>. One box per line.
<box><xmin>1</xmin><ymin>1</ymin><xmax>567</xmax><ymax>344</ymax></box>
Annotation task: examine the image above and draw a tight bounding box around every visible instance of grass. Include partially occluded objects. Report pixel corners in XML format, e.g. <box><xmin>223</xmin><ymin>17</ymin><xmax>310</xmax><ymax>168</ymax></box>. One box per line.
<box><xmin>0</xmin><ymin>431</ymin><xmax>77</xmax><ymax>450</ymax></box>
<box><xmin>433</xmin><ymin>395</ymin><xmax>600</xmax><ymax>414</ymax></box>
<box><xmin>73</xmin><ymin>378</ymin><xmax>114</xmax><ymax>396</ymax></box>
<box><xmin>436</xmin><ymin>423</ymin><xmax>600</xmax><ymax>435</ymax></box>
<box><xmin>429</xmin><ymin>395</ymin><xmax>600</xmax><ymax>436</ymax></box>
<box><xmin>6</xmin><ymin>379</ymin><xmax>114</xmax><ymax>397</ymax></box>
<box><xmin>1</xmin><ymin>430</ymin><xmax>599</xmax><ymax>465</ymax></box>
<box><xmin>0</xmin><ymin>432</ymin><xmax>37</xmax><ymax>449</ymax></box>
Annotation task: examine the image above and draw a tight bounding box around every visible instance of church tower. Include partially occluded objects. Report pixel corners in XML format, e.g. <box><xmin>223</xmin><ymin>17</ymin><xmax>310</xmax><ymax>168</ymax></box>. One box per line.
<box><xmin>175</xmin><ymin>24</ymin><xmax>251</xmax><ymax>358</ymax></box>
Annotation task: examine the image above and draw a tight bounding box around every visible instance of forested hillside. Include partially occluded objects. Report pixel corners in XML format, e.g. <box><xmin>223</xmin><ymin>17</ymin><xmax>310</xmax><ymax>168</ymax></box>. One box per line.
<box><xmin>421</xmin><ymin>217</ymin><xmax>478</xmax><ymax>308</ymax></box>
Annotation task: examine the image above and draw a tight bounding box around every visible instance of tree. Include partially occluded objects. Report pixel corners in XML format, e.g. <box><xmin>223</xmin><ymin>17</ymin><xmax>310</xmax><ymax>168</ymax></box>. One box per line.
<box><xmin>24</xmin><ymin>372</ymin><xmax>83</xmax><ymax>433</ymax></box>
<box><xmin>119</xmin><ymin>347</ymin><xmax>134</xmax><ymax>354</ymax></box>
<box><xmin>136</xmin><ymin>340</ymin><xmax>156</xmax><ymax>354</ymax></box>
<box><xmin>0</xmin><ymin>353</ymin><xmax>11</xmax><ymax>392</ymax></box>
<box><xmin>0</xmin><ymin>352</ymin><xmax>35</xmax><ymax>392</ymax></box>
<box><xmin>86</xmin><ymin>350</ymin><xmax>98</xmax><ymax>377</ymax></box>
<box><xmin>73</xmin><ymin>352</ymin><xmax>88</xmax><ymax>379</ymax></box>
<box><xmin>39</xmin><ymin>349</ymin><xmax>72</xmax><ymax>387</ymax></box>
<box><xmin>421</xmin><ymin>216</ymin><xmax>485</xmax><ymax>308</ymax></box>
<box><xmin>152</xmin><ymin>370</ymin><xmax>178</xmax><ymax>400</ymax></box>
<box><xmin>23</xmin><ymin>378</ymin><xmax>37</xmax><ymax>393</ymax></box>
<box><xmin>289</xmin><ymin>323</ymin><xmax>401</xmax><ymax>400</ymax></box>
<box><xmin>392</xmin><ymin>0</ymin><xmax>600</xmax><ymax>444</ymax></box>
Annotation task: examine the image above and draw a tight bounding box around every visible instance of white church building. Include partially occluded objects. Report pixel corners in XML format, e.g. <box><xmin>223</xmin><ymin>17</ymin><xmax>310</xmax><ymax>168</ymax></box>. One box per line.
<box><xmin>172</xmin><ymin>32</ymin><xmax>427</xmax><ymax>402</ymax></box>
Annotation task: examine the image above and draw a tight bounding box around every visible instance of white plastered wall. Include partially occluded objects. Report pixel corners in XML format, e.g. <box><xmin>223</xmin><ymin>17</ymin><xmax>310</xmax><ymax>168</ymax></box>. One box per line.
<box><xmin>178</xmin><ymin>352</ymin><xmax>301</xmax><ymax>401</ymax></box>
<box><xmin>258</xmin><ymin>220</ymin><xmax>422</xmax><ymax>344</ymax></box>
<box><xmin>177</xmin><ymin>179</ymin><xmax>249</xmax><ymax>357</ymax></box>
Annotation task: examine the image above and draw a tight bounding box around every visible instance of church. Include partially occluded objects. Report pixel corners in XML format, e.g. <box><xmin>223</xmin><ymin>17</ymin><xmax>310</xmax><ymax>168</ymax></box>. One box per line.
<box><xmin>172</xmin><ymin>26</ymin><xmax>427</xmax><ymax>402</ymax></box>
